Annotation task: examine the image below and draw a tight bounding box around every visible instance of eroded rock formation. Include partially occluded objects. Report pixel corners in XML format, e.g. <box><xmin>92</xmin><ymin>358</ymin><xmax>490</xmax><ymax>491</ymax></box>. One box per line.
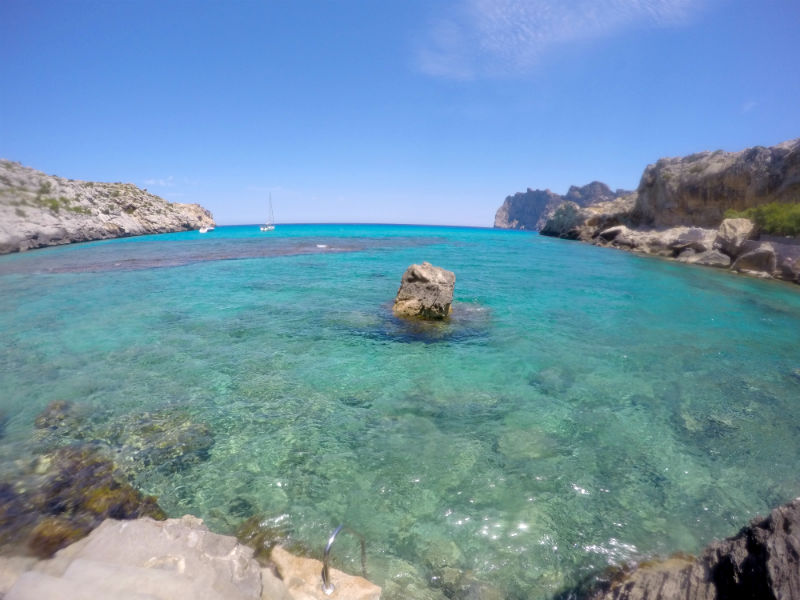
<box><xmin>0</xmin><ymin>160</ymin><xmax>215</xmax><ymax>254</ymax></box>
<box><xmin>393</xmin><ymin>262</ymin><xmax>455</xmax><ymax>320</ymax></box>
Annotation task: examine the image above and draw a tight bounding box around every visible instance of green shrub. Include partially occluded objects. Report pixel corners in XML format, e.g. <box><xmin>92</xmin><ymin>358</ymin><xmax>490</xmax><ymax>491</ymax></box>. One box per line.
<box><xmin>46</xmin><ymin>198</ymin><xmax>60</xmax><ymax>212</ymax></box>
<box><xmin>67</xmin><ymin>205</ymin><xmax>91</xmax><ymax>215</ymax></box>
<box><xmin>725</xmin><ymin>202</ymin><xmax>800</xmax><ymax>236</ymax></box>
<box><xmin>689</xmin><ymin>164</ymin><xmax>705</xmax><ymax>174</ymax></box>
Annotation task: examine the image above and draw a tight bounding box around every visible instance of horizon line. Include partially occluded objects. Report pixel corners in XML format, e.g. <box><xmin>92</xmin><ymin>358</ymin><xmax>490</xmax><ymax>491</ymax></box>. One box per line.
<box><xmin>212</xmin><ymin>221</ymin><xmax>507</xmax><ymax>230</ymax></box>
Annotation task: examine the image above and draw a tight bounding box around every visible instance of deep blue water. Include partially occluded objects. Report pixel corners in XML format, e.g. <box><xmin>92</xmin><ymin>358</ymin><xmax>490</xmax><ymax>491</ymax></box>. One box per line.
<box><xmin>1</xmin><ymin>224</ymin><xmax>799</xmax><ymax>598</ymax></box>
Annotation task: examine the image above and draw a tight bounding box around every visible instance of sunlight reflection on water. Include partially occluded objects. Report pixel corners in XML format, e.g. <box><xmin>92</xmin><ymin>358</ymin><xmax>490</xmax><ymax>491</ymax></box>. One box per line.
<box><xmin>1</xmin><ymin>225</ymin><xmax>800</xmax><ymax>599</ymax></box>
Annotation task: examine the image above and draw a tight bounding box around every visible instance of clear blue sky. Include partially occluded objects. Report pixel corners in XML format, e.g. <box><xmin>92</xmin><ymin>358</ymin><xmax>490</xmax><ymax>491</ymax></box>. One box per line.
<box><xmin>2</xmin><ymin>1</ymin><xmax>798</xmax><ymax>226</ymax></box>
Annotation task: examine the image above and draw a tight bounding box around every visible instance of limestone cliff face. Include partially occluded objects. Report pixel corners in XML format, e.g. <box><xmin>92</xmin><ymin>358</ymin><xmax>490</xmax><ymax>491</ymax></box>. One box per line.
<box><xmin>540</xmin><ymin>194</ymin><xmax>637</xmax><ymax>241</ymax></box>
<box><xmin>0</xmin><ymin>160</ymin><xmax>215</xmax><ymax>254</ymax></box>
<box><xmin>494</xmin><ymin>182</ymin><xmax>629</xmax><ymax>231</ymax></box>
<box><xmin>632</xmin><ymin>138</ymin><xmax>800</xmax><ymax>228</ymax></box>
<box><xmin>494</xmin><ymin>188</ymin><xmax>560</xmax><ymax>230</ymax></box>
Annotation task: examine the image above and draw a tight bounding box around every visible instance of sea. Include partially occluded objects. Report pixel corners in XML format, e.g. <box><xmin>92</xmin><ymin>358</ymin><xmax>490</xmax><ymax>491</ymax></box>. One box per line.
<box><xmin>1</xmin><ymin>224</ymin><xmax>799</xmax><ymax>599</ymax></box>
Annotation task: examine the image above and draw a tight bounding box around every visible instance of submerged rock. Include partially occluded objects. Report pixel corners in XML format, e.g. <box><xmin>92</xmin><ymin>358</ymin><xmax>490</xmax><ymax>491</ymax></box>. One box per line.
<box><xmin>577</xmin><ymin>496</ymin><xmax>800</xmax><ymax>600</ymax></box>
<box><xmin>96</xmin><ymin>409</ymin><xmax>215</xmax><ymax>473</ymax></box>
<box><xmin>0</xmin><ymin>444</ymin><xmax>166</xmax><ymax>558</ymax></box>
<box><xmin>393</xmin><ymin>262</ymin><xmax>455</xmax><ymax>320</ymax></box>
<box><xmin>235</xmin><ymin>514</ymin><xmax>295</xmax><ymax>564</ymax></box>
<box><xmin>32</xmin><ymin>401</ymin><xmax>215</xmax><ymax>475</ymax></box>
<box><xmin>432</xmin><ymin>567</ymin><xmax>505</xmax><ymax>600</ymax></box>
<box><xmin>33</xmin><ymin>400</ymin><xmax>83</xmax><ymax>434</ymax></box>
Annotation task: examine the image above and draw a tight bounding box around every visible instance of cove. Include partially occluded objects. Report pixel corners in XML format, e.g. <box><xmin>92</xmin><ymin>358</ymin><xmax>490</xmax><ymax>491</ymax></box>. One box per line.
<box><xmin>1</xmin><ymin>224</ymin><xmax>799</xmax><ymax>599</ymax></box>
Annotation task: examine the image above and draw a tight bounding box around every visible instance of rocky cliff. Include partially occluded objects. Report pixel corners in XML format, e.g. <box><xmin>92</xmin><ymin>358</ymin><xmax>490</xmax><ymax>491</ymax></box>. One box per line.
<box><xmin>540</xmin><ymin>139</ymin><xmax>800</xmax><ymax>285</ymax></box>
<box><xmin>494</xmin><ymin>182</ymin><xmax>630</xmax><ymax>231</ymax></box>
<box><xmin>575</xmin><ymin>496</ymin><xmax>800</xmax><ymax>600</ymax></box>
<box><xmin>632</xmin><ymin>138</ymin><xmax>800</xmax><ymax>228</ymax></box>
<box><xmin>0</xmin><ymin>160</ymin><xmax>215</xmax><ymax>254</ymax></box>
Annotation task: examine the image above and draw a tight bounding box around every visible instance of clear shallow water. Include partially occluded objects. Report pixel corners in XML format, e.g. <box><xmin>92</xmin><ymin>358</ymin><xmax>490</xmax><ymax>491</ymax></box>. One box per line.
<box><xmin>1</xmin><ymin>224</ymin><xmax>799</xmax><ymax>598</ymax></box>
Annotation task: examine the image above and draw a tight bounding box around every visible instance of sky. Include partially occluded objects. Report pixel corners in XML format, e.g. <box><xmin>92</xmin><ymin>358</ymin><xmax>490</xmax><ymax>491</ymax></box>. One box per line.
<box><xmin>1</xmin><ymin>0</ymin><xmax>799</xmax><ymax>227</ymax></box>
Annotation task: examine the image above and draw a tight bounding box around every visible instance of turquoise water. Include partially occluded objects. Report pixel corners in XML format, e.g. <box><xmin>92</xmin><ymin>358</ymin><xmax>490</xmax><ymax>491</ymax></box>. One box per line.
<box><xmin>1</xmin><ymin>224</ymin><xmax>799</xmax><ymax>598</ymax></box>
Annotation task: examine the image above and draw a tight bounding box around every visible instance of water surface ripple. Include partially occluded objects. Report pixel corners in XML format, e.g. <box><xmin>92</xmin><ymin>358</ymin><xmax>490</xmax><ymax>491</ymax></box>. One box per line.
<box><xmin>1</xmin><ymin>224</ymin><xmax>799</xmax><ymax>599</ymax></box>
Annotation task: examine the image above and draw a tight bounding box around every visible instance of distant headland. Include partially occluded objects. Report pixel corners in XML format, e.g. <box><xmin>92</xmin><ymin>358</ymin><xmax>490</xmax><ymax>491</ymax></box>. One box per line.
<box><xmin>495</xmin><ymin>138</ymin><xmax>800</xmax><ymax>285</ymax></box>
<box><xmin>0</xmin><ymin>160</ymin><xmax>215</xmax><ymax>255</ymax></box>
<box><xmin>494</xmin><ymin>181</ymin><xmax>632</xmax><ymax>231</ymax></box>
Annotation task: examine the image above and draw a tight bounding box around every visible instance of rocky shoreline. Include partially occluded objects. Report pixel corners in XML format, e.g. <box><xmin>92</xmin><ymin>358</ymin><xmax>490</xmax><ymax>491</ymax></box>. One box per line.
<box><xmin>0</xmin><ymin>515</ymin><xmax>380</xmax><ymax>600</ymax></box>
<box><xmin>0</xmin><ymin>400</ymin><xmax>380</xmax><ymax>600</ymax></box>
<box><xmin>0</xmin><ymin>160</ymin><xmax>215</xmax><ymax>255</ymax></box>
<box><xmin>5</xmin><ymin>403</ymin><xmax>800</xmax><ymax>599</ymax></box>
<box><xmin>499</xmin><ymin>138</ymin><xmax>800</xmax><ymax>285</ymax></box>
<box><xmin>542</xmin><ymin>199</ymin><xmax>800</xmax><ymax>284</ymax></box>
<box><xmin>568</xmin><ymin>496</ymin><xmax>800</xmax><ymax>600</ymax></box>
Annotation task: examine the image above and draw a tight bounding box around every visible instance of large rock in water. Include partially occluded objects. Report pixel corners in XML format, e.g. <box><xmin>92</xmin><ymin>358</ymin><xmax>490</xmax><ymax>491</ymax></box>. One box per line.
<box><xmin>393</xmin><ymin>262</ymin><xmax>455</xmax><ymax>320</ymax></box>
<box><xmin>583</xmin><ymin>496</ymin><xmax>800</xmax><ymax>600</ymax></box>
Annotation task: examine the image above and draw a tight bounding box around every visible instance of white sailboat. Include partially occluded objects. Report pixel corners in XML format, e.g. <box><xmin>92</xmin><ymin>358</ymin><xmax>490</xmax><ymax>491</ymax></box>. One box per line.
<box><xmin>260</xmin><ymin>193</ymin><xmax>275</xmax><ymax>232</ymax></box>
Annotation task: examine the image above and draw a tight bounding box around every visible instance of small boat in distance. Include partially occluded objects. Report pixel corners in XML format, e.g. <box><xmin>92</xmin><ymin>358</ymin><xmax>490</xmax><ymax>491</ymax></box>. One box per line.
<box><xmin>199</xmin><ymin>226</ymin><xmax>214</xmax><ymax>233</ymax></box>
<box><xmin>260</xmin><ymin>194</ymin><xmax>275</xmax><ymax>232</ymax></box>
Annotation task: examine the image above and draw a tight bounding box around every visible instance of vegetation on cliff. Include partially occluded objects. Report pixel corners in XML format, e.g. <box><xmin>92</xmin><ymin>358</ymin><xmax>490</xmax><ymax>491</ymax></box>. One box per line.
<box><xmin>725</xmin><ymin>202</ymin><xmax>800</xmax><ymax>236</ymax></box>
<box><xmin>0</xmin><ymin>160</ymin><xmax>215</xmax><ymax>254</ymax></box>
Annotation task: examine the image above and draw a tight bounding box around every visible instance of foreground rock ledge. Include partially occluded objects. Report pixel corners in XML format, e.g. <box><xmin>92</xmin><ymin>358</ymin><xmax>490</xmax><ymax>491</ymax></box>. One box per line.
<box><xmin>0</xmin><ymin>516</ymin><xmax>381</xmax><ymax>600</ymax></box>
<box><xmin>393</xmin><ymin>262</ymin><xmax>455</xmax><ymax>320</ymax></box>
<box><xmin>582</xmin><ymin>496</ymin><xmax>800</xmax><ymax>600</ymax></box>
